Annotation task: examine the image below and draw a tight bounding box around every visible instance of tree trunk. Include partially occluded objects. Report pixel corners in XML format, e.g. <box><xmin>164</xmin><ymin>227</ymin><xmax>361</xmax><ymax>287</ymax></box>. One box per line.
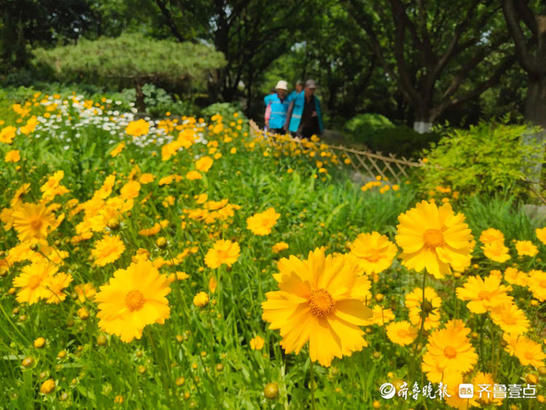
<box><xmin>135</xmin><ymin>82</ymin><xmax>146</xmax><ymax>114</ymax></box>
<box><xmin>525</xmin><ymin>75</ymin><xmax>546</xmax><ymax>130</ymax></box>
<box><xmin>413</xmin><ymin>104</ymin><xmax>433</xmax><ymax>133</ymax></box>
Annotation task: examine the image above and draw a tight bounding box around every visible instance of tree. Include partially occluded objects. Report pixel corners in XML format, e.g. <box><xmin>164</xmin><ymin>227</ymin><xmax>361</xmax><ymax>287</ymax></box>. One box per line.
<box><xmin>503</xmin><ymin>0</ymin><xmax>546</xmax><ymax>130</ymax></box>
<box><xmin>33</xmin><ymin>33</ymin><xmax>226</xmax><ymax>112</ymax></box>
<box><xmin>346</xmin><ymin>0</ymin><xmax>516</xmax><ymax>132</ymax></box>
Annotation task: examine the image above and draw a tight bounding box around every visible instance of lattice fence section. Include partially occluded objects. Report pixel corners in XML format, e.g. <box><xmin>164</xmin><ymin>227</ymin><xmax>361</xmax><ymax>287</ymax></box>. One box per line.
<box><xmin>249</xmin><ymin>120</ymin><xmax>422</xmax><ymax>184</ymax></box>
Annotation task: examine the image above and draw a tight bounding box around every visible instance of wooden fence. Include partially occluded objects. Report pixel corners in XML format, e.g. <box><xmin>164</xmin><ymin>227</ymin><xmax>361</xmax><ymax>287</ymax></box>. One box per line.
<box><xmin>249</xmin><ymin>120</ymin><xmax>423</xmax><ymax>184</ymax></box>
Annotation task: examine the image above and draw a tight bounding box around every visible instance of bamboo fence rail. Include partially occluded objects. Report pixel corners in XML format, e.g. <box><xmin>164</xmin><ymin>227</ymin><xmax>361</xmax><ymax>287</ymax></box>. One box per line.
<box><xmin>249</xmin><ymin>120</ymin><xmax>423</xmax><ymax>184</ymax></box>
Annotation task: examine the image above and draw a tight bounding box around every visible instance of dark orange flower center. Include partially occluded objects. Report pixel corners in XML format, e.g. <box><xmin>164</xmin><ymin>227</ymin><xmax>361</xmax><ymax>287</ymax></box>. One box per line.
<box><xmin>125</xmin><ymin>290</ymin><xmax>145</xmax><ymax>311</ymax></box>
<box><xmin>478</xmin><ymin>290</ymin><xmax>491</xmax><ymax>300</ymax></box>
<box><xmin>503</xmin><ymin>314</ymin><xmax>517</xmax><ymax>325</ymax></box>
<box><xmin>30</xmin><ymin>218</ymin><xmax>43</xmax><ymax>232</ymax></box>
<box><xmin>309</xmin><ymin>289</ymin><xmax>335</xmax><ymax>318</ymax></box>
<box><xmin>423</xmin><ymin>229</ymin><xmax>444</xmax><ymax>248</ymax></box>
<box><xmin>540</xmin><ymin>280</ymin><xmax>546</xmax><ymax>288</ymax></box>
<box><xmin>27</xmin><ymin>274</ymin><xmax>42</xmax><ymax>289</ymax></box>
<box><xmin>443</xmin><ymin>346</ymin><xmax>457</xmax><ymax>359</ymax></box>
<box><xmin>366</xmin><ymin>249</ymin><xmax>382</xmax><ymax>262</ymax></box>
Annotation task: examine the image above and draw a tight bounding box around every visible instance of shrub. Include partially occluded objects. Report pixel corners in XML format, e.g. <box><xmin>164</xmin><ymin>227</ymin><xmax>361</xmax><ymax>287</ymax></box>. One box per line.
<box><xmin>201</xmin><ymin>102</ymin><xmax>245</xmax><ymax>121</ymax></box>
<box><xmin>417</xmin><ymin>121</ymin><xmax>543</xmax><ymax>200</ymax></box>
<box><xmin>344</xmin><ymin>113</ymin><xmax>393</xmax><ymax>136</ymax></box>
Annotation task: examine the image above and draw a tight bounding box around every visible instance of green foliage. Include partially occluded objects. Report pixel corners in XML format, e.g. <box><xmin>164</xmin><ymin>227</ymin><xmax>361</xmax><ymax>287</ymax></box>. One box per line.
<box><xmin>32</xmin><ymin>33</ymin><xmax>226</xmax><ymax>89</ymax></box>
<box><xmin>201</xmin><ymin>102</ymin><xmax>245</xmax><ymax>121</ymax></box>
<box><xmin>344</xmin><ymin>113</ymin><xmax>394</xmax><ymax>134</ymax></box>
<box><xmin>345</xmin><ymin>114</ymin><xmax>440</xmax><ymax>158</ymax></box>
<box><xmin>417</xmin><ymin>121</ymin><xmax>543</xmax><ymax>199</ymax></box>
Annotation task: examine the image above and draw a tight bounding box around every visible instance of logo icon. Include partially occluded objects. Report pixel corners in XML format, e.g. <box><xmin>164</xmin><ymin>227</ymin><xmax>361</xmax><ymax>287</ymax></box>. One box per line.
<box><xmin>458</xmin><ymin>384</ymin><xmax>474</xmax><ymax>398</ymax></box>
<box><xmin>379</xmin><ymin>383</ymin><xmax>396</xmax><ymax>399</ymax></box>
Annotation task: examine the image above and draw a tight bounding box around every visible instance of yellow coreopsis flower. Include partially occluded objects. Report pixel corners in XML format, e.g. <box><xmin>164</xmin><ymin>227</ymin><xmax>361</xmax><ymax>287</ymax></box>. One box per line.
<box><xmin>262</xmin><ymin>248</ymin><xmax>372</xmax><ymax>367</ymax></box>
<box><xmin>272</xmin><ymin>241</ymin><xmax>289</xmax><ymax>253</ymax></box>
<box><xmin>120</xmin><ymin>180</ymin><xmax>141</xmax><ymax>200</ymax></box>
<box><xmin>186</xmin><ymin>170</ymin><xmax>202</xmax><ymax>180</ymax></box>
<box><xmin>125</xmin><ymin>119</ymin><xmax>149</xmax><ymax>137</ymax></box>
<box><xmin>348</xmin><ymin>232</ymin><xmax>397</xmax><ymax>274</ymax></box>
<box><xmin>405</xmin><ymin>287</ymin><xmax>441</xmax><ymax>330</ymax></box>
<box><xmin>503</xmin><ymin>267</ymin><xmax>528</xmax><ymax>287</ymax></box>
<box><xmin>456</xmin><ymin>273</ymin><xmax>513</xmax><ymax>314</ymax></box>
<box><xmin>95</xmin><ymin>259</ymin><xmax>171</xmax><ymax>342</ymax></box>
<box><xmin>91</xmin><ymin>235</ymin><xmax>125</xmax><ymax>267</ymax></box>
<box><xmin>515</xmin><ymin>240</ymin><xmax>538</xmax><ymax>257</ymax></box>
<box><xmin>43</xmin><ymin>272</ymin><xmax>73</xmax><ymax>304</ymax></box>
<box><xmin>536</xmin><ymin>227</ymin><xmax>546</xmax><ymax>245</ymax></box>
<box><xmin>193</xmin><ymin>291</ymin><xmax>209</xmax><ymax>307</ymax></box>
<box><xmin>13</xmin><ymin>261</ymin><xmax>58</xmax><ymax>304</ymax></box>
<box><xmin>11</xmin><ymin>202</ymin><xmax>59</xmax><ymax>243</ymax></box>
<box><xmin>503</xmin><ymin>333</ymin><xmax>546</xmax><ymax>368</ymax></box>
<box><xmin>250</xmin><ymin>335</ymin><xmax>265</xmax><ymax>350</ymax></box>
<box><xmin>0</xmin><ymin>125</ymin><xmax>17</xmax><ymax>144</ymax></box>
<box><xmin>195</xmin><ymin>156</ymin><xmax>214</xmax><ymax>172</ymax></box>
<box><xmin>386</xmin><ymin>321</ymin><xmax>418</xmax><ymax>346</ymax></box>
<box><xmin>395</xmin><ymin>200</ymin><xmax>473</xmax><ymax>279</ymax></box>
<box><xmin>246</xmin><ymin>207</ymin><xmax>280</xmax><ymax>236</ymax></box>
<box><xmin>470</xmin><ymin>372</ymin><xmax>503</xmax><ymax>407</ymax></box>
<box><xmin>110</xmin><ymin>141</ymin><xmax>126</xmax><ymax>157</ymax></box>
<box><xmin>479</xmin><ymin>228</ymin><xmax>505</xmax><ymax>245</ymax></box>
<box><xmin>527</xmin><ymin>270</ymin><xmax>546</xmax><ymax>301</ymax></box>
<box><xmin>482</xmin><ymin>241</ymin><xmax>511</xmax><ymax>263</ymax></box>
<box><xmin>421</xmin><ymin>319</ymin><xmax>478</xmax><ymax>383</ymax></box>
<box><xmin>362</xmin><ymin>305</ymin><xmax>395</xmax><ymax>326</ymax></box>
<box><xmin>5</xmin><ymin>149</ymin><xmax>20</xmax><ymax>163</ymax></box>
<box><xmin>490</xmin><ymin>302</ymin><xmax>529</xmax><ymax>335</ymax></box>
<box><xmin>204</xmin><ymin>240</ymin><xmax>240</xmax><ymax>269</ymax></box>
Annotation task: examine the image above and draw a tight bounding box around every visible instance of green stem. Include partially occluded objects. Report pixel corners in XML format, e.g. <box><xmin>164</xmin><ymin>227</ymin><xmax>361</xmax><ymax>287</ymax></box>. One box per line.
<box><xmin>309</xmin><ymin>356</ymin><xmax>316</xmax><ymax>410</ymax></box>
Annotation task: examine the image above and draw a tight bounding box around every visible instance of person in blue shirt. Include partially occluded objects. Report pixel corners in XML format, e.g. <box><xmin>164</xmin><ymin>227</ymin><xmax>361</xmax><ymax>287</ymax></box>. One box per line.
<box><xmin>286</xmin><ymin>80</ymin><xmax>303</xmax><ymax>103</ymax></box>
<box><xmin>284</xmin><ymin>79</ymin><xmax>324</xmax><ymax>138</ymax></box>
<box><xmin>265</xmin><ymin>80</ymin><xmax>290</xmax><ymax>134</ymax></box>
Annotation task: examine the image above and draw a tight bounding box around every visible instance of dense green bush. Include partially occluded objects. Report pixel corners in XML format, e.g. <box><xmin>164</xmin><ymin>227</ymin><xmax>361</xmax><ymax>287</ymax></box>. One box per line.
<box><xmin>201</xmin><ymin>102</ymin><xmax>246</xmax><ymax>121</ymax></box>
<box><xmin>344</xmin><ymin>113</ymin><xmax>439</xmax><ymax>158</ymax></box>
<box><xmin>417</xmin><ymin>121</ymin><xmax>543</xmax><ymax>200</ymax></box>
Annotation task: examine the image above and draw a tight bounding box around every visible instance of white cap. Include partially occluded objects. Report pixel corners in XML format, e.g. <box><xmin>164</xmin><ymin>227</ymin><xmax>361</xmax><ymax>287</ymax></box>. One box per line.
<box><xmin>275</xmin><ymin>80</ymin><xmax>288</xmax><ymax>91</ymax></box>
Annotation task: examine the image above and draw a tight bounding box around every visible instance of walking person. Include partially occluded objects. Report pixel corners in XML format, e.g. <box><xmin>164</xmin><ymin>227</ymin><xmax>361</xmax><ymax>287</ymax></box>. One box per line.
<box><xmin>287</xmin><ymin>80</ymin><xmax>303</xmax><ymax>102</ymax></box>
<box><xmin>266</xmin><ymin>81</ymin><xmax>290</xmax><ymax>134</ymax></box>
<box><xmin>284</xmin><ymin>79</ymin><xmax>323</xmax><ymax>139</ymax></box>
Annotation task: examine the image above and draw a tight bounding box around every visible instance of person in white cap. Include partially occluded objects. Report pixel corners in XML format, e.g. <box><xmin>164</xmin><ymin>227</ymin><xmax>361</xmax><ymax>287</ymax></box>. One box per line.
<box><xmin>264</xmin><ymin>80</ymin><xmax>290</xmax><ymax>134</ymax></box>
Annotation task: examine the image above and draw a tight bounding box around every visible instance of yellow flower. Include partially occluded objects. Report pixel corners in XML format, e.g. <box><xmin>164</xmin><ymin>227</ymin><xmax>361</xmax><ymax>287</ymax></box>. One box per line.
<box><xmin>272</xmin><ymin>241</ymin><xmax>289</xmax><ymax>253</ymax></box>
<box><xmin>34</xmin><ymin>337</ymin><xmax>46</xmax><ymax>348</ymax></box>
<box><xmin>482</xmin><ymin>241</ymin><xmax>511</xmax><ymax>263</ymax></box>
<box><xmin>503</xmin><ymin>333</ymin><xmax>546</xmax><ymax>368</ymax></box>
<box><xmin>91</xmin><ymin>235</ymin><xmax>125</xmax><ymax>267</ymax></box>
<box><xmin>11</xmin><ymin>202</ymin><xmax>58</xmax><ymax>242</ymax></box>
<box><xmin>75</xmin><ymin>283</ymin><xmax>96</xmax><ymax>303</ymax></box>
<box><xmin>0</xmin><ymin>126</ymin><xmax>17</xmax><ymax>144</ymax></box>
<box><xmin>456</xmin><ymin>273</ymin><xmax>513</xmax><ymax>314</ymax></box>
<box><xmin>395</xmin><ymin>200</ymin><xmax>473</xmax><ymax>279</ymax></box>
<box><xmin>470</xmin><ymin>372</ymin><xmax>503</xmax><ymax>407</ymax></box>
<box><xmin>405</xmin><ymin>287</ymin><xmax>441</xmax><ymax>330</ymax></box>
<box><xmin>246</xmin><ymin>207</ymin><xmax>280</xmax><ymax>236</ymax></box>
<box><xmin>95</xmin><ymin>259</ymin><xmax>171</xmax><ymax>342</ymax></box>
<box><xmin>348</xmin><ymin>232</ymin><xmax>397</xmax><ymax>274</ymax></box>
<box><xmin>527</xmin><ymin>270</ymin><xmax>546</xmax><ymax>301</ymax></box>
<box><xmin>195</xmin><ymin>156</ymin><xmax>214</xmax><ymax>172</ymax></box>
<box><xmin>479</xmin><ymin>228</ymin><xmax>505</xmax><ymax>245</ymax></box>
<box><xmin>490</xmin><ymin>302</ymin><xmax>529</xmax><ymax>335</ymax></box>
<box><xmin>503</xmin><ymin>267</ymin><xmax>528</xmax><ymax>287</ymax></box>
<box><xmin>120</xmin><ymin>180</ymin><xmax>141</xmax><ymax>199</ymax></box>
<box><xmin>515</xmin><ymin>240</ymin><xmax>538</xmax><ymax>257</ymax></box>
<box><xmin>40</xmin><ymin>379</ymin><xmax>56</xmax><ymax>394</ymax></box>
<box><xmin>193</xmin><ymin>291</ymin><xmax>209</xmax><ymax>307</ymax></box>
<box><xmin>139</xmin><ymin>173</ymin><xmax>155</xmax><ymax>184</ymax></box>
<box><xmin>536</xmin><ymin>227</ymin><xmax>546</xmax><ymax>245</ymax></box>
<box><xmin>186</xmin><ymin>170</ymin><xmax>202</xmax><ymax>180</ymax></box>
<box><xmin>110</xmin><ymin>141</ymin><xmax>126</xmax><ymax>157</ymax></box>
<box><xmin>262</xmin><ymin>248</ymin><xmax>372</xmax><ymax>367</ymax></box>
<box><xmin>362</xmin><ymin>305</ymin><xmax>395</xmax><ymax>326</ymax></box>
<box><xmin>44</xmin><ymin>272</ymin><xmax>73</xmax><ymax>304</ymax></box>
<box><xmin>125</xmin><ymin>119</ymin><xmax>149</xmax><ymax>137</ymax></box>
<box><xmin>5</xmin><ymin>150</ymin><xmax>20</xmax><ymax>162</ymax></box>
<box><xmin>386</xmin><ymin>321</ymin><xmax>418</xmax><ymax>346</ymax></box>
<box><xmin>204</xmin><ymin>240</ymin><xmax>240</xmax><ymax>269</ymax></box>
<box><xmin>13</xmin><ymin>261</ymin><xmax>58</xmax><ymax>304</ymax></box>
<box><xmin>250</xmin><ymin>335</ymin><xmax>265</xmax><ymax>350</ymax></box>
<box><xmin>421</xmin><ymin>319</ymin><xmax>478</xmax><ymax>383</ymax></box>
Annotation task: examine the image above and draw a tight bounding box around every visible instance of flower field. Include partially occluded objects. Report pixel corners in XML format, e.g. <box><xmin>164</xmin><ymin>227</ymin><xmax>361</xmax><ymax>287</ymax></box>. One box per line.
<box><xmin>0</xmin><ymin>91</ymin><xmax>545</xmax><ymax>409</ymax></box>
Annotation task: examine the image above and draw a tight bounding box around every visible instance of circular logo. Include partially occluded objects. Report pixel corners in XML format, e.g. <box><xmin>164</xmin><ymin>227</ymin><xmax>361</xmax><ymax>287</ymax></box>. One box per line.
<box><xmin>379</xmin><ymin>383</ymin><xmax>396</xmax><ymax>399</ymax></box>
